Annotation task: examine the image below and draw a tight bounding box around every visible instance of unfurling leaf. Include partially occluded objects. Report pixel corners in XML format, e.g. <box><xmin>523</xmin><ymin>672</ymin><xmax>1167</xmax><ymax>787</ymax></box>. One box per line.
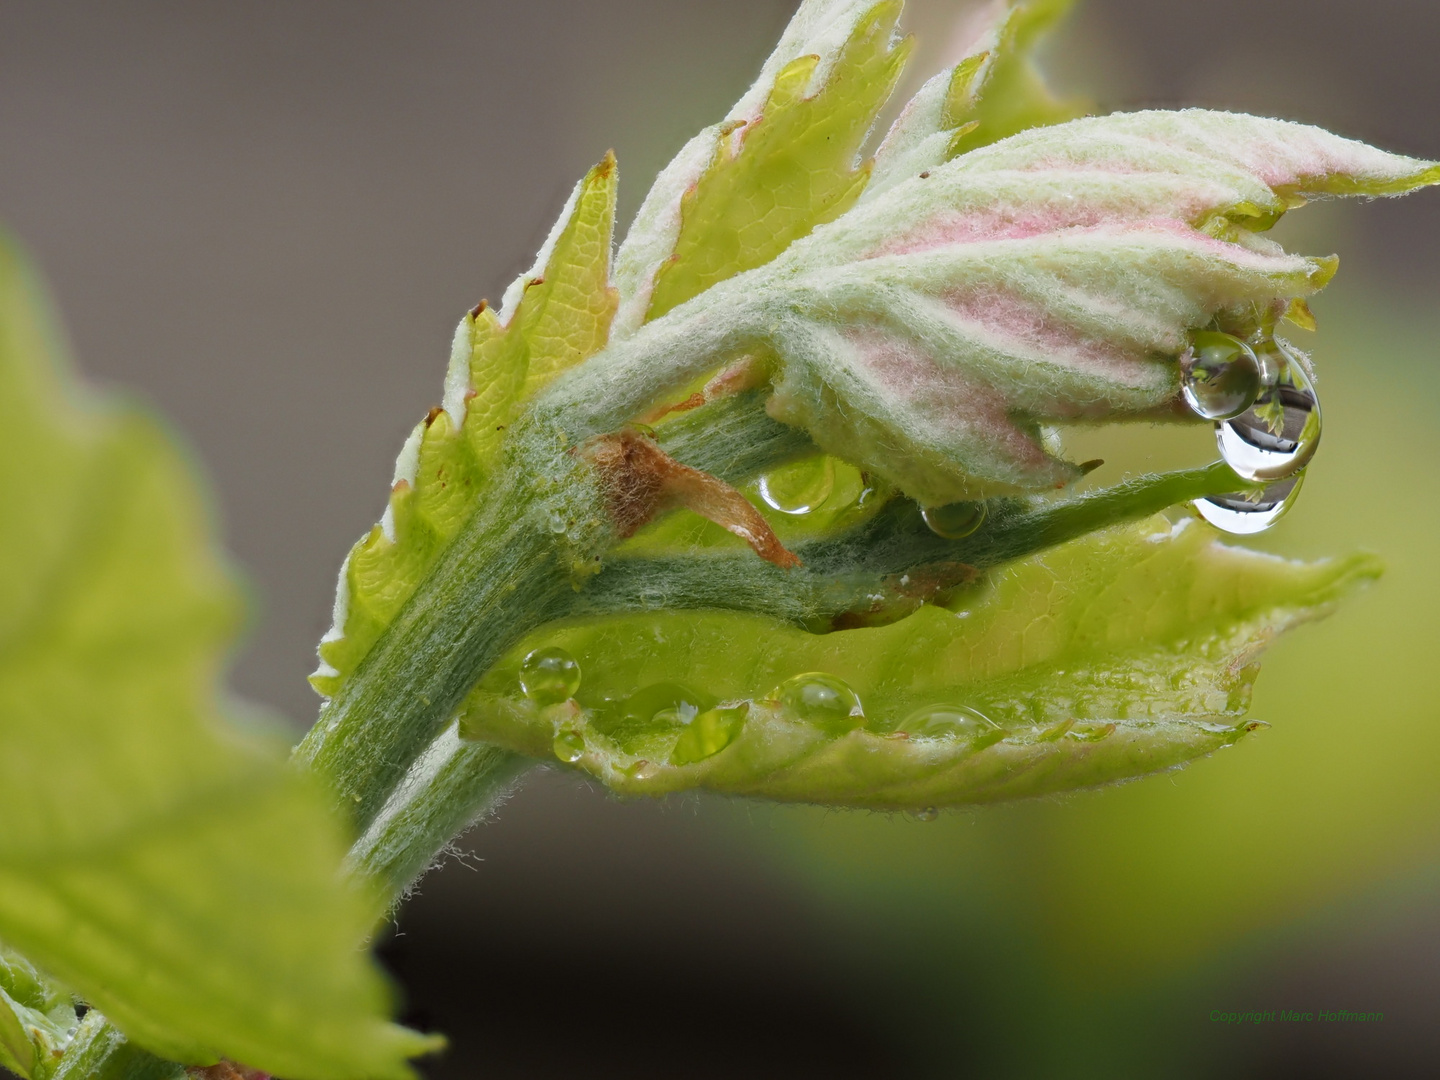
<box><xmin>657</xmin><ymin>109</ymin><xmax>1438</xmax><ymax>505</ymax></box>
<box><xmin>300</xmin><ymin>0</ymin><xmax>1437</xmax><ymax>866</ymax></box>
<box><xmin>311</xmin><ymin>153</ymin><xmax>617</xmax><ymax>697</ymax></box>
<box><xmin>0</xmin><ymin>236</ymin><xmax>436</xmax><ymax>1079</ymax></box>
<box><xmin>459</xmin><ymin>516</ymin><xmax>1376</xmax><ymax>807</ymax></box>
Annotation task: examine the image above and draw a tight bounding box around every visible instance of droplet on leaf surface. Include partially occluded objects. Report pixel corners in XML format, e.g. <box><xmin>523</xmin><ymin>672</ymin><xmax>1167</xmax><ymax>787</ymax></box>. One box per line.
<box><xmin>921</xmin><ymin>501</ymin><xmax>988</xmax><ymax>539</ymax></box>
<box><xmin>552</xmin><ymin>730</ymin><xmax>586</xmax><ymax>763</ymax></box>
<box><xmin>519</xmin><ymin>647</ymin><xmax>581</xmax><ymax>705</ymax></box>
<box><xmin>592</xmin><ymin>682</ymin><xmax>717</xmax><ymax>753</ymax></box>
<box><xmin>758</xmin><ymin>455</ymin><xmax>836</xmax><ymax>515</ymax></box>
<box><xmin>670</xmin><ymin>703</ymin><xmax>749</xmax><ymax>766</ymax></box>
<box><xmin>1216</xmin><ymin>339</ymin><xmax>1321</xmax><ymax>482</ymax></box>
<box><xmin>901</xmin><ymin>704</ymin><xmax>1000</xmax><ymax>741</ymax></box>
<box><xmin>776</xmin><ymin>673</ymin><xmax>863</xmax><ymax>735</ymax></box>
<box><xmin>1181</xmin><ymin>331</ymin><xmax>1263</xmax><ymax>421</ymax></box>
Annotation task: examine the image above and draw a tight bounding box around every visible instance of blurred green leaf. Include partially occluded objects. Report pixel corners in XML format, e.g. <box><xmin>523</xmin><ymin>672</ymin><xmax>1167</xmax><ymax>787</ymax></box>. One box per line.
<box><xmin>0</xmin><ymin>234</ymin><xmax>437</xmax><ymax>1079</ymax></box>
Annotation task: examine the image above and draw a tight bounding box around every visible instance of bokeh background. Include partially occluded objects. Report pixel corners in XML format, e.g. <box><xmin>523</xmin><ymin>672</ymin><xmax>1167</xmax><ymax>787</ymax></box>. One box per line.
<box><xmin>4</xmin><ymin>1</ymin><xmax>1439</xmax><ymax>1076</ymax></box>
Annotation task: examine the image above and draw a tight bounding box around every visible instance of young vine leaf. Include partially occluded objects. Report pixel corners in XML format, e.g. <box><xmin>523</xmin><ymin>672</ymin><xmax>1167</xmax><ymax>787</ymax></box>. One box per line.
<box><xmin>0</xmin><ymin>235</ymin><xmax>437</xmax><ymax>1079</ymax></box>
<box><xmin>306</xmin><ymin>0</ymin><xmax>1437</xmax><ymax>846</ymax></box>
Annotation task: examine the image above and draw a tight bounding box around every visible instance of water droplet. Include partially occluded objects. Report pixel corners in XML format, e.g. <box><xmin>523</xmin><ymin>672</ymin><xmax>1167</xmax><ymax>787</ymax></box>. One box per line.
<box><xmin>1181</xmin><ymin>331</ymin><xmax>1263</xmax><ymax>421</ymax></box>
<box><xmin>921</xmin><ymin>501</ymin><xmax>987</xmax><ymax>540</ymax></box>
<box><xmin>758</xmin><ymin>456</ymin><xmax>836</xmax><ymax>515</ymax></box>
<box><xmin>624</xmin><ymin>759</ymin><xmax>659</xmax><ymax>781</ymax></box>
<box><xmin>901</xmin><ymin>704</ymin><xmax>999</xmax><ymax>741</ymax></box>
<box><xmin>552</xmin><ymin>730</ymin><xmax>585</xmax><ymax>763</ymax></box>
<box><xmin>547</xmin><ymin>511</ymin><xmax>567</xmax><ymax>534</ymax></box>
<box><xmin>908</xmin><ymin>807</ymin><xmax>939</xmax><ymax>822</ymax></box>
<box><xmin>776</xmin><ymin>673</ymin><xmax>863</xmax><ymax>735</ymax></box>
<box><xmin>1067</xmin><ymin>722</ymin><xmax>1117</xmax><ymax>742</ymax></box>
<box><xmin>670</xmin><ymin>703</ymin><xmax>750</xmax><ymax>766</ymax></box>
<box><xmin>592</xmin><ymin>682</ymin><xmax>717</xmax><ymax>753</ymax></box>
<box><xmin>1038</xmin><ymin>718</ymin><xmax>1076</xmax><ymax>741</ymax></box>
<box><xmin>519</xmin><ymin>647</ymin><xmax>581</xmax><ymax>705</ymax></box>
<box><xmin>1195</xmin><ymin>471</ymin><xmax>1305</xmax><ymax>535</ymax></box>
<box><xmin>1216</xmin><ymin>340</ymin><xmax>1321</xmax><ymax>482</ymax></box>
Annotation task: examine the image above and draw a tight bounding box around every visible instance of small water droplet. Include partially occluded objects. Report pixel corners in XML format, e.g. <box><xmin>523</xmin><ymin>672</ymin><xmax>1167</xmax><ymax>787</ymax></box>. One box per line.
<box><xmin>1067</xmin><ymin>722</ymin><xmax>1117</xmax><ymax>742</ymax></box>
<box><xmin>624</xmin><ymin>759</ymin><xmax>659</xmax><ymax>781</ymax></box>
<box><xmin>670</xmin><ymin>703</ymin><xmax>750</xmax><ymax>766</ymax></box>
<box><xmin>901</xmin><ymin>704</ymin><xmax>999</xmax><ymax>741</ymax></box>
<box><xmin>1216</xmin><ymin>339</ymin><xmax>1321</xmax><ymax>482</ymax></box>
<box><xmin>519</xmin><ymin>647</ymin><xmax>581</xmax><ymax>705</ymax></box>
<box><xmin>547</xmin><ymin>511</ymin><xmax>567</xmax><ymax>534</ymax></box>
<box><xmin>1195</xmin><ymin>471</ymin><xmax>1304</xmax><ymax>535</ymax></box>
<box><xmin>552</xmin><ymin>730</ymin><xmax>585</xmax><ymax>763</ymax></box>
<box><xmin>1038</xmin><ymin>718</ymin><xmax>1076</xmax><ymax>741</ymax></box>
<box><xmin>908</xmin><ymin>807</ymin><xmax>939</xmax><ymax>822</ymax></box>
<box><xmin>921</xmin><ymin>501</ymin><xmax>987</xmax><ymax>539</ymax></box>
<box><xmin>758</xmin><ymin>456</ymin><xmax>837</xmax><ymax>515</ymax></box>
<box><xmin>776</xmin><ymin>673</ymin><xmax>863</xmax><ymax>735</ymax></box>
<box><xmin>1181</xmin><ymin>331</ymin><xmax>1263</xmax><ymax>421</ymax></box>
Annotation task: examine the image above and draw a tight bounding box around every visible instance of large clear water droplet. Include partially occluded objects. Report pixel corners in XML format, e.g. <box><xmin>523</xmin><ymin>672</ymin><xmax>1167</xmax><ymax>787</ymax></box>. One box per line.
<box><xmin>1181</xmin><ymin>331</ymin><xmax>1264</xmax><ymax>421</ymax></box>
<box><xmin>758</xmin><ymin>456</ymin><xmax>836</xmax><ymax>515</ymax></box>
<box><xmin>921</xmin><ymin>501</ymin><xmax>987</xmax><ymax>540</ymax></box>
<box><xmin>592</xmin><ymin>682</ymin><xmax>716</xmax><ymax>752</ymax></box>
<box><xmin>901</xmin><ymin>704</ymin><xmax>1000</xmax><ymax>742</ymax></box>
<box><xmin>519</xmin><ymin>647</ymin><xmax>581</xmax><ymax>705</ymax></box>
<box><xmin>1195</xmin><ymin>471</ymin><xmax>1305</xmax><ymax>535</ymax></box>
<box><xmin>1216</xmin><ymin>340</ymin><xmax>1321</xmax><ymax>482</ymax></box>
<box><xmin>776</xmin><ymin>673</ymin><xmax>863</xmax><ymax>735</ymax></box>
<box><xmin>670</xmin><ymin>703</ymin><xmax>749</xmax><ymax>766</ymax></box>
<box><xmin>552</xmin><ymin>730</ymin><xmax>585</xmax><ymax>763</ymax></box>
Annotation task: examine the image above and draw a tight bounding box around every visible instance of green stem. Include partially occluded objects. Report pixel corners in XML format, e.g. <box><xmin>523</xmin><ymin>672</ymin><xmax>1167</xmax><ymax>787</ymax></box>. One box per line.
<box><xmin>292</xmin><ymin>478</ymin><xmax>576</xmax><ymax>833</ymax></box>
<box><xmin>327</xmin><ymin>392</ymin><xmax>816</xmax><ymax>898</ymax></box>
<box><xmin>291</xmin><ymin>288</ymin><xmax>770</xmax><ymax>834</ymax></box>
<box><xmin>347</xmin><ymin>731</ymin><xmax>529</xmax><ymax>899</ymax></box>
<box><xmin>578</xmin><ymin>461</ymin><xmax>1252</xmax><ymax>627</ymax></box>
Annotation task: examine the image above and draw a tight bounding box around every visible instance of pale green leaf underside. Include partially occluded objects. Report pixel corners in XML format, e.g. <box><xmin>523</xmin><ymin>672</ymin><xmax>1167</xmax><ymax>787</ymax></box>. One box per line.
<box><xmin>459</xmin><ymin>516</ymin><xmax>1375</xmax><ymax>807</ymax></box>
<box><xmin>0</xmin><ymin>236</ymin><xmax>435</xmax><ymax>1079</ymax></box>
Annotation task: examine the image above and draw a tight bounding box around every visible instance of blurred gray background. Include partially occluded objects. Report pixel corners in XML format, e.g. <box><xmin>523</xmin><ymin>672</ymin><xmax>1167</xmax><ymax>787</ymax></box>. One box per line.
<box><xmin>4</xmin><ymin>2</ymin><xmax>1440</xmax><ymax>1076</ymax></box>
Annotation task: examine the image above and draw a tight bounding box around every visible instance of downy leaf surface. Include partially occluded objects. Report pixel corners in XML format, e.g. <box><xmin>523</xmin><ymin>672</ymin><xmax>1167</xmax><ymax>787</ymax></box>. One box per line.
<box><xmin>0</xmin><ymin>236</ymin><xmax>436</xmax><ymax>1079</ymax></box>
<box><xmin>655</xmin><ymin>109</ymin><xmax>1440</xmax><ymax>504</ymax></box>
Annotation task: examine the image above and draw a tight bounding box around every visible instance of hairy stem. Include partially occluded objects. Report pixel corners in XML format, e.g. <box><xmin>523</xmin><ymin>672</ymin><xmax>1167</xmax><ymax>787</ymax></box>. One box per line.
<box><xmin>348</xmin><ymin>731</ymin><xmax>529</xmax><ymax>898</ymax></box>
<box><xmin>578</xmin><ymin>461</ymin><xmax>1252</xmax><ymax>626</ymax></box>
<box><xmin>292</xmin><ymin>479</ymin><xmax>577</xmax><ymax>833</ymax></box>
<box><xmin>291</xmin><ymin>287</ymin><xmax>770</xmax><ymax>832</ymax></box>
